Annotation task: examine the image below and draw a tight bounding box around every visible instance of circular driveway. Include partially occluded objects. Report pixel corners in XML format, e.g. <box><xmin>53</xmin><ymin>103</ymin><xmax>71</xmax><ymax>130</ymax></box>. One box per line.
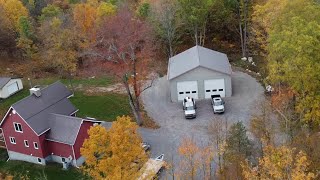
<box><xmin>140</xmin><ymin>70</ymin><xmax>264</xmax><ymax>175</ymax></box>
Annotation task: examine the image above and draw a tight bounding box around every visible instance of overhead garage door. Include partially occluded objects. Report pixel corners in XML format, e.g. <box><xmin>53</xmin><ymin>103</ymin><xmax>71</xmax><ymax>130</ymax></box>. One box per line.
<box><xmin>7</xmin><ymin>82</ymin><xmax>19</xmax><ymax>95</ymax></box>
<box><xmin>204</xmin><ymin>79</ymin><xmax>225</xmax><ymax>98</ymax></box>
<box><xmin>177</xmin><ymin>81</ymin><xmax>198</xmax><ymax>101</ymax></box>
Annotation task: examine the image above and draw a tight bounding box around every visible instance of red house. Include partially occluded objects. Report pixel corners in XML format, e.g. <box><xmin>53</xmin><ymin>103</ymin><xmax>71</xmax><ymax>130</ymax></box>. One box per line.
<box><xmin>0</xmin><ymin>82</ymin><xmax>97</xmax><ymax>167</ymax></box>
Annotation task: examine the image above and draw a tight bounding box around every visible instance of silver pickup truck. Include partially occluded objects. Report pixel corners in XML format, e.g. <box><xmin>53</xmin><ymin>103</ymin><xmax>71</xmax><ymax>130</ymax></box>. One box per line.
<box><xmin>211</xmin><ymin>95</ymin><xmax>225</xmax><ymax>114</ymax></box>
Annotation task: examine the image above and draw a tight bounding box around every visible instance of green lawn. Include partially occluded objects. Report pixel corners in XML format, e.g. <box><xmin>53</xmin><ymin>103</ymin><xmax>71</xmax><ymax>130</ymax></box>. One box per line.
<box><xmin>71</xmin><ymin>92</ymin><xmax>131</xmax><ymax>121</ymax></box>
<box><xmin>0</xmin><ymin>149</ymin><xmax>88</xmax><ymax>180</ymax></box>
<box><xmin>0</xmin><ymin>89</ymin><xmax>29</xmax><ymax>118</ymax></box>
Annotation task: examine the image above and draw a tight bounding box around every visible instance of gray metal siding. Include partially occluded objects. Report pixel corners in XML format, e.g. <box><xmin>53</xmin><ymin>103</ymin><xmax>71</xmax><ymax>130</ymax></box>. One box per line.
<box><xmin>170</xmin><ymin>67</ymin><xmax>232</xmax><ymax>102</ymax></box>
<box><xmin>0</xmin><ymin>79</ymin><xmax>23</xmax><ymax>99</ymax></box>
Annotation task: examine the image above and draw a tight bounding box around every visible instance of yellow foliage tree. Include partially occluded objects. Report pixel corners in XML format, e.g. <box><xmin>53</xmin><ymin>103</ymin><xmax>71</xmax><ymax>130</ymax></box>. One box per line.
<box><xmin>242</xmin><ymin>145</ymin><xmax>316</xmax><ymax>180</ymax></box>
<box><xmin>81</xmin><ymin>116</ymin><xmax>147</xmax><ymax>180</ymax></box>
<box><xmin>0</xmin><ymin>0</ymin><xmax>28</xmax><ymax>30</ymax></box>
<box><xmin>178</xmin><ymin>137</ymin><xmax>200</xmax><ymax>180</ymax></box>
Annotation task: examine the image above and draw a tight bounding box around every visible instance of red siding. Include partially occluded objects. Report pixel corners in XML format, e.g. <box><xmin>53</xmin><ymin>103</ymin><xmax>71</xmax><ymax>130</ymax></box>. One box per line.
<box><xmin>73</xmin><ymin>121</ymin><xmax>94</xmax><ymax>159</ymax></box>
<box><xmin>1</xmin><ymin>109</ymin><xmax>45</xmax><ymax>158</ymax></box>
<box><xmin>47</xmin><ymin>141</ymin><xmax>74</xmax><ymax>159</ymax></box>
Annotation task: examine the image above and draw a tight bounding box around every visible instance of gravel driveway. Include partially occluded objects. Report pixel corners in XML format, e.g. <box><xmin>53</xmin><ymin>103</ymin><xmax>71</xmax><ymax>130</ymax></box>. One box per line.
<box><xmin>140</xmin><ymin>70</ymin><xmax>264</xmax><ymax>177</ymax></box>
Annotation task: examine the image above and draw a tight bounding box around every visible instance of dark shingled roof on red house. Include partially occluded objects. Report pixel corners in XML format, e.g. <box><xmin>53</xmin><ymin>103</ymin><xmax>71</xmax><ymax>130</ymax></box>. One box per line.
<box><xmin>10</xmin><ymin>81</ymin><xmax>77</xmax><ymax>135</ymax></box>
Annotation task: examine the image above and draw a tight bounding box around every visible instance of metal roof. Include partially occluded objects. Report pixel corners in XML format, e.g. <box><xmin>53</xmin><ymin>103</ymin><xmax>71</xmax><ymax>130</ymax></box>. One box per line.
<box><xmin>0</xmin><ymin>77</ymin><xmax>12</xmax><ymax>88</ymax></box>
<box><xmin>12</xmin><ymin>81</ymin><xmax>77</xmax><ymax>135</ymax></box>
<box><xmin>46</xmin><ymin>114</ymin><xmax>83</xmax><ymax>145</ymax></box>
<box><xmin>167</xmin><ymin>45</ymin><xmax>232</xmax><ymax>80</ymax></box>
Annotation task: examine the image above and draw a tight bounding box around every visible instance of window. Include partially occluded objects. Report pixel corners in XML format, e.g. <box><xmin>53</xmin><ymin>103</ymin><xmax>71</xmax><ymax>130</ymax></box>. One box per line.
<box><xmin>37</xmin><ymin>158</ymin><xmax>42</xmax><ymax>163</ymax></box>
<box><xmin>179</xmin><ymin>92</ymin><xmax>184</xmax><ymax>94</ymax></box>
<box><xmin>206</xmin><ymin>90</ymin><xmax>210</xmax><ymax>92</ymax></box>
<box><xmin>212</xmin><ymin>89</ymin><xmax>217</xmax><ymax>92</ymax></box>
<box><xmin>186</xmin><ymin>91</ymin><xmax>190</xmax><ymax>94</ymax></box>
<box><xmin>34</xmin><ymin>142</ymin><xmax>39</xmax><ymax>149</ymax></box>
<box><xmin>192</xmin><ymin>91</ymin><xmax>197</xmax><ymax>93</ymax></box>
<box><xmin>9</xmin><ymin>137</ymin><xmax>16</xmax><ymax>144</ymax></box>
<box><xmin>219</xmin><ymin>89</ymin><xmax>223</xmax><ymax>91</ymax></box>
<box><xmin>14</xmin><ymin>123</ymin><xmax>23</xmax><ymax>132</ymax></box>
<box><xmin>24</xmin><ymin>140</ymin><xmax>29</xmax><ymax>147</ymax></box>
<box><xmin>61</xmin><ymin>157</ymin><xmax>66</xmax><ymax>163</ymax></box>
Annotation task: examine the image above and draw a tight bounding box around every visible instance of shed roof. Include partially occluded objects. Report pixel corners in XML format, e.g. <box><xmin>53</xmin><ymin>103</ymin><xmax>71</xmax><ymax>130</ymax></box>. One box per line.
<box><xmin>167</xmin><ymin>45</ymin><xmax>232</xmax><ymax>80</ymax></box>
<box><xmin>11</xmin><ymin>81</ymin><xmax>77</xmax><ymax>135</ymax></box>
<box><xmin>46</xmin><ymin>114</ymin><xmax>83</xmax><ymax>145</ymax></box>
<box><xmin>0</xmin><ymin>77</ymin><xmax>12</xmax><ymax>88</ymax></box>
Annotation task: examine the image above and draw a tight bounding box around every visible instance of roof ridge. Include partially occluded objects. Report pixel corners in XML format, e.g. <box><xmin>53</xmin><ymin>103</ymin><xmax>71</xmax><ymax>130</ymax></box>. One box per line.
<box><xmin>50</xmin><ymin>113</ymin><xmax>82</xmax><ymax>121</ymax></box>
<box><xmin>25</xmin><ymin>96</ymin><xmax>74</xmax><ymax>123</ymax></box>
<box><xmin>195</xmin><ymin>45</ymin><xmax>201</xmax><ymax>66</ymax></box>
<box><xmin>12</xmin><ymin>81</ymin><xmax>63</xmax><ymax>107</ymax></box>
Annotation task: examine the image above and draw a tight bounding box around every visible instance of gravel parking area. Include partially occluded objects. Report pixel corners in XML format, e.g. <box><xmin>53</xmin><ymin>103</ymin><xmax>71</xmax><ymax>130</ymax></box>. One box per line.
<box><xmin>140</xmin><ymin>70</ymin><xmax>264</xmax><ymax>177</ymax></box>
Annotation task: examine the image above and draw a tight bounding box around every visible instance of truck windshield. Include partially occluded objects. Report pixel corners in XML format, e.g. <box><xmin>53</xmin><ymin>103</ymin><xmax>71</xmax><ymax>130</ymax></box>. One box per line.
<box><xmin>214</xmin><ymin>101</ymin><xmax>223</xmax><ymax>106</ymax></box>
<box><xmin>186</xmin><ymin>106</ymin><xmax>195</xmax><ymax>110</ymax></box>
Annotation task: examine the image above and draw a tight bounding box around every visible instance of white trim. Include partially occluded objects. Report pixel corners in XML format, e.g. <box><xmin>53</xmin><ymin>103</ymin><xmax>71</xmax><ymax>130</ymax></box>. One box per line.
<box><xmin>0</xmin><ymin>107</ymin><xmax>12</xmax><ymax>126</ymax></box>
<box><xmin>33</xmin><ymin>142</ymin><xmax>39</xmax><ymax>149</ymax></box>
<box><xmin>13</xmin><ymin>108</ymin><xmax>39</xmax><ymax>136</ymax></box>
<box><xmin>72</xmin><ymin>120</ymin><xmax>84</xmax><ymax>145</ymax></box>
<box><xmin>24</xmin><ymin>140</ymin><xmax>29</xmax><ymax>147</ymax></box>
<box><xmin>9</xmin><ymin>137</ymin><xmax>16</xmax><ymax>144</ymax></box>
<box><xmin>37</xmin><ymin>157</ymin><xmax>42</xmax><ymax>164</ymax></box>
<box><xmin>67</xmin><ymin>94</ymin><xmax>74</xmax><ymax>98</ymax></box>
<box><xmin>45</xmin><ymin>138</ymin><xmax>72</xmax><ymax>145</ymax></box>
<box><xmin>38</xmin><ymin>128</ymin><xmax>51</xmax><ymax>136</ymax></box>
<box><xmin>13</xmin><ymin>122</ymin><xmax>23</xmax><ymax>133</ymax></box>
<box><xmin>70</xmin><ymin>109</ymin><xmax>79</xmax><ymax>116</ymax></box>
<box><xmin>71</xmin><ymin>145</ymin><xmax>77</xmax><ymax>167</ymax></box>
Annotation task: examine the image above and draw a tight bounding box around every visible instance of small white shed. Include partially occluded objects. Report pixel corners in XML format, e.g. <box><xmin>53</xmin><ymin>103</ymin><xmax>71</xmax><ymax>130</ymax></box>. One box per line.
<box><xmin>0</xmin><ymin>77</ymin><xmax>23</xmax><ymax>99</ymax></box>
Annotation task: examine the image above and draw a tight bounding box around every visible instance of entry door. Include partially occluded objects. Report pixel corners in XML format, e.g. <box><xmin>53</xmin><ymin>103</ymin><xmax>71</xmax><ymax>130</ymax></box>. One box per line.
<box><xmin>204</xmin><ymin>79</ymin><xmax>225</xmax><ymax>98</ymax></box>
<box><xmin>7</xmin><ymin>82</ymin><xmax>19</xmax><ymax>95</ymax></box>
<box><xmin>177</xmin><ymin>81</ymin><xmax>198</xmax><ymax>101</ymax></box>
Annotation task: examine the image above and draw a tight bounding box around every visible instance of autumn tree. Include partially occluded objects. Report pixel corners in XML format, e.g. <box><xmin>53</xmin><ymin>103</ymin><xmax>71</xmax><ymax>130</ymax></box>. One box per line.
<box><xmin>242</xmin><ymin>145</ymin><xmax>316</xmax><ymax>180</ymax></box>
<box><xmin>81</xmin><ymin>116</ymin><xmax>147</xmax><ymax>180</ymax></box>
<box><xmin>208</xmin><ymin>117</ymin><xmax>227</xmax><ymax>176</ymax></box>
<box><xmin>263</xmin><ymin>0</ymin><xmax>320</xmax><ymax>126</ymax></box>
<box><xmin>0</xmin><ymin>0</ymin><xmax>29</xmax><ymax>57</ymax></box>
<box><xmin>151</xmin><ymin>0</ymin><xmax>181</xmax><ymax>58</ymax></box>
<box><xmin>224</xmin><ymin>121</ymin><xmax>252</xmax><ymax>179</ymax></box>
<box><xmin>91</xmin><ymin>7</ymin><xmax>155</xmax><ymax>125</ymax></box>
<box><xmin>38</xmin><ymin>17</ymin><xmax>79</xmax><ymax>76</ymax></box>
<box><xmin>0</xmin><ymin>0</ymin><xmax>28</xmax><ymax>30</ymax></box>
<box><xmin>178</xmin><ymin>137</ymin><xmax>200</xmax><ymax>180</ymax></box>
<box><xmin>177</xmin><ymin>0</ymin><xmax>213</xmax><ymax>46</ymax></box>
<box><xmin>250</xmin><ymin>100</ymin><xmax>276</xmax><ymax>147</ymax></box>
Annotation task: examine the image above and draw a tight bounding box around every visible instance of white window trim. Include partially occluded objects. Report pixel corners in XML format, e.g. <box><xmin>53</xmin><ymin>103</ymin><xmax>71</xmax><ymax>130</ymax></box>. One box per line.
<box><xmin>33</xmin><ymin>142</ymin><xmax>39</xmax><ymax>149</ymax></box>
<box><xmin>37</xmin><ymin>158</ymin><xmax>42</xmax><ymax>163</ymax></box>
<box><xmin>9</xmin><ymin>137</ymin><xmax>16</xmax><ymax>144</ymax></box>
<box><xmin>61</xmin><ymin>157</ymin><xmax>66</xmax><ymax>163</ymax></box>
<box><xmin>24</xmin><ymin>140</ymin><xmax>29</xmax><ymax>147</ymax></box>
<box><xmin>13</xmin><ymin>122</ymin><xmax>23</xmax><ymax>133</ymax></box>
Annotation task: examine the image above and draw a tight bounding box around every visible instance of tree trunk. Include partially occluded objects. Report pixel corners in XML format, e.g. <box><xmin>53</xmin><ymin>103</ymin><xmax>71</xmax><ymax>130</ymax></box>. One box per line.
<box><xmin>123</xmin><ymin>75</ymin><xmax>143</xmax><ymax>126</ymax></box>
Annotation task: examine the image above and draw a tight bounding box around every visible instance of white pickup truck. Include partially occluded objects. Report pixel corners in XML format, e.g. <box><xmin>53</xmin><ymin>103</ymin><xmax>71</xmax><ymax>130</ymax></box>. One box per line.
<box><xmin>182</xmin><ymin>97</ymin><xmax>197</xmax><ymax>119</ymax></box>
<box><xmin>211</xmin><ymin>95</ymin><xmax>225</xmax><ymax>114</ymax></box>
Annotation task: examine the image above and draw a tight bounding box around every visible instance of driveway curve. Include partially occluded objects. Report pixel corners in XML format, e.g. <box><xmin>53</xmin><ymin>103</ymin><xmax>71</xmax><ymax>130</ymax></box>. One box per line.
<box><xmin>140</xmin><ymin>70</ymin><xmax>264</xmax><ymax>176</ymax></box>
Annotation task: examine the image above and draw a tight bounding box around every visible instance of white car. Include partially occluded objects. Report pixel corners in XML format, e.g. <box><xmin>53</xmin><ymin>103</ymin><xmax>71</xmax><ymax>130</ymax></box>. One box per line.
<box><xmin>182</xmin><ymin>97</ymin><xmax>196</xmax><ymax>119</ymax></box>
<box><xmin>211</xmin><ymin>95</ymin><xmax>225</xmax><ymax>114</ymax></box>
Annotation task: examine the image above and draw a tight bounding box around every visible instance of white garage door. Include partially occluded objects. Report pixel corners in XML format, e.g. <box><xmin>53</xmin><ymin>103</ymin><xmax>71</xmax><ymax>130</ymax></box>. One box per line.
<box><xmin>177</xmin><ymin>81</ymin><xmax>198</xmax><ymax>101</ymax></box>
<box><xmin>204</xmin><ymin>79</ymin><xmax>225</xmax><ymax>98</ymax></box>
<box><xmin>7</xmin><ymin>82</ymin><xmax>19</xmax><ymax>95</ymax></box>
